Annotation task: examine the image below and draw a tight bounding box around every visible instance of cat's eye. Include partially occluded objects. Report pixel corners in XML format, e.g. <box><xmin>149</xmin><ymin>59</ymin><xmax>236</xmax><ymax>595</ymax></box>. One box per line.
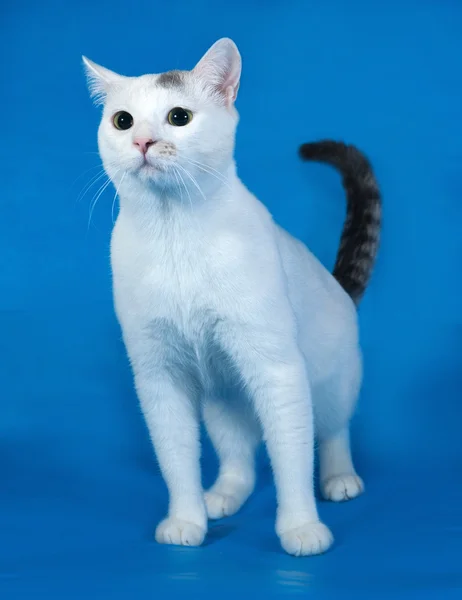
<box><xmin>167</xmin><ymin>107</ymin><xmax>193</xmax><ymax>127</ymax></box>
<box><xmin>113</xmin><ymin>111</ymin><xmax>134</xmax><ymax>130</ymax></box>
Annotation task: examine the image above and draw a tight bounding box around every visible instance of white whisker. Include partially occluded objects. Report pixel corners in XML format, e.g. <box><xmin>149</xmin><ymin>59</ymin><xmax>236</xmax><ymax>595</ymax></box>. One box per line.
<box><xmin>175</xmin><ymin>164</ymin><xmax>207</xmax><ymax>204</ymax></box>
<box><xmin>76</xmin><ymin>159</ymin><xmax>119</xmax><ymax>202</ymax></box>
<box><xmin>172</xmin><ymin>166</ymin><xmax>205</xmax><ymax>235</ymax></box>
<box><xmin>88</xmin><ymin>175</ymin><xmax>114</xmax><ymax>230</ymax></box>
<box><xmin>77</xmin><ymin>169</ymin><xmax>108</xmax><ymax>204</ymax></box>
<box><xmin>174</xmin><ymin>167</ymin><xmax>193</xmax><ymax>211</ymax></box>
<box><xmin>70</xmin><ymin>163</ymin><xmax>106</xmax><ymax>193</ymax></box>
<box><xmin>171</xmin><ymin>167</ymin><xmax>184</xmax><ymax>203</ymax></box>
<box><xmin>112</xmin><ymin>172</ymin><xmax>126</xmax><ymax>224</ymax></box>
<box><xmin>179</xmin><ymin>155</ymin><xmax>231</xmax><ymax>189</ymax></box>
<box><xmin>185</xmin><ymin>157</ymin><xmax>229</xmax><ymax>181</ymax></box>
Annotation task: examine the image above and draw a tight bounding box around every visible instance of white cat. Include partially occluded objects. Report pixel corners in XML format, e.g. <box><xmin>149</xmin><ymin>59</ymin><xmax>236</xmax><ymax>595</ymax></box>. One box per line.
<box><xmin>83</xmin><ymin>38</ymin><xmax>381</xmax><ymax>556</ymax></box>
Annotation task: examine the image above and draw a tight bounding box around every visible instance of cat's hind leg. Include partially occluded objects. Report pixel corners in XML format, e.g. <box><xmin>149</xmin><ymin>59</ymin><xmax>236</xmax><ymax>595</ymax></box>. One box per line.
<box><xmin>319</xmin><ymin>427</ymin><xmax>364</xmax><ymax>501</ymax></box>
<box><xmin>203</xmin><ymin>397</ymin><xmax>260</xmax><ymax>519</ymax></box>
<box><xmin>315</xmin><ymin>350</ymin><xmax>365</xmax><ymax>502</ymax></box>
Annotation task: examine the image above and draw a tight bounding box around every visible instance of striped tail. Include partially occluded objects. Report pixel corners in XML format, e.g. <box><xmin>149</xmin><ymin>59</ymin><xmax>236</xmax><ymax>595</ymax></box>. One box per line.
<box><xmin>299</xmin><ymin>140</ymin><xmax>381</xmax><ymax>305</ymax></box>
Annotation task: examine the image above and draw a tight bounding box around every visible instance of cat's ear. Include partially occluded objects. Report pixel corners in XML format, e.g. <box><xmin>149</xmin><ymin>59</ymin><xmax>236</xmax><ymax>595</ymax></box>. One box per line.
<box><xmin>82</xmin><ymin>57</ymin><xmax>125</xmax><ymax>105</ymax></box>
<box><xmin>192</xmin><ymin>38</ymin><xmax>241</xmax><ymax>106</ymax></box>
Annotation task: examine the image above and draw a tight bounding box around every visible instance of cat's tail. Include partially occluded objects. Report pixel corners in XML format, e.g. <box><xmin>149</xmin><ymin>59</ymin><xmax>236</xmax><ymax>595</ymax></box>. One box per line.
<box><xmin>299</xmin><ymin>140</ymin><xmax>381</xmax><ymax>305</ymax></box>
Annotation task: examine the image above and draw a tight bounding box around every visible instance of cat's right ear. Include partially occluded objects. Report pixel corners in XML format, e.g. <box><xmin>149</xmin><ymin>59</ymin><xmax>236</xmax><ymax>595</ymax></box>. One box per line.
<box><xmin>82</xmin><ymin>57</ymin><xmax>125</xmax><ymax>105</ymax></box>
<box><xmin>192</xmin><ymin>38</ymin><xmax>241</xmax><ymax>107</ymax></box>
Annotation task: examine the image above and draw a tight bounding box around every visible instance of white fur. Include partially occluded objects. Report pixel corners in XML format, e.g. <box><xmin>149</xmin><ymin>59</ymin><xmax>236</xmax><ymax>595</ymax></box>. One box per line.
<box><xmin>84</xmin><ymin>38</ymin><xmax>364</xmax><ymax>556</ymax></box>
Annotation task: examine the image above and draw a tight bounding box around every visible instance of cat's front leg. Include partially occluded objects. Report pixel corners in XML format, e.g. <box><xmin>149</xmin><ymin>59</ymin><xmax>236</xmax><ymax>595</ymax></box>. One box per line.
<box><xmin>134</xmin><ymin>372</ymin><xmax>207</xmax><ymax>546</ymax></box>
<box><xmin>222</xmin><ymin>329</ymin><xmax>333</xmax><ymax>556</ymax></box>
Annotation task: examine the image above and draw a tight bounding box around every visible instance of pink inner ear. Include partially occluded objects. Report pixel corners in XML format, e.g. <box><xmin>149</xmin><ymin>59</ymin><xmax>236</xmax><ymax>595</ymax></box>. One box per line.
<box><xmin>222</xmin><ymin>62</ymin><xmax>240</xmax><ymax>95</ymax></box>
<box><xmin>193</xmin><ymin>39</ymin><xmax>241</xmax><ymax>103</ymax></box>
<box><xmin>225</xmin><ymin>82</ymin><xmax>239</xmax><ymax>105</ymax></box>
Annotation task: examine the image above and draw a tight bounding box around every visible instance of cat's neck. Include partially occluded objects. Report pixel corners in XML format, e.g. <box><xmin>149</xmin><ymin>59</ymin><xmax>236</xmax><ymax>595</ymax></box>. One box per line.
<box><xmin>115</xmin><ymin>160</ymin><xmax>239</xmax><ymax>229</ymax></box>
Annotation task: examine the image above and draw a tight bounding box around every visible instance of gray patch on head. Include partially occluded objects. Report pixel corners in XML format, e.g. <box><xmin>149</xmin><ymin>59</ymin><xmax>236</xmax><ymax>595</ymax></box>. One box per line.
<box><xmin>157</xmin><ymin>70</ymin><xmax>186</xmax><ymax>88</ymax></box>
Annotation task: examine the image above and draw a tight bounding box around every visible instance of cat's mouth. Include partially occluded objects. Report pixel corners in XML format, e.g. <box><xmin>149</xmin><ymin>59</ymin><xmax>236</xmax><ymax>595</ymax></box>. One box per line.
<box><xmin>140</xmin><ymin>161</ymin><xmax>157</xmax><ymax>172</ymax></box>
<box><xmin>135</xmin><ymin>156</ymin><xmax>171</xmax><ymax>181</ymax></box>
<box><xmin>137</xmin><ymin>156</ymin><xmax>163</xmax><ymax>174</ymax></box>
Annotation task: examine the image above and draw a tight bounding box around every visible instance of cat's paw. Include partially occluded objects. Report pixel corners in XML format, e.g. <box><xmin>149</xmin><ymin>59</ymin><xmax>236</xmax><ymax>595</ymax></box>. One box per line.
<box><xmin>322</xmin><ymin>474</ymin><xmax>364</xmax><ymax>502</ymax></box>
<box><xmin>155</xmin><ymin>517</ymin><xmax>206</xmax><ymax>547</ymax></box>
<box><xmin>279</xmin><ymin>522</ymin><xmax>333</xmax><ymax>556</ymax></box>
<box><xmin>204</xmin><ymin>475</ymin><xmax>253</xmax><ymax>519</ymax></box>
<box><xmin>205</xmin><ymin>490</ymin><xmax>242</xmax><ymax>519</ymax></box>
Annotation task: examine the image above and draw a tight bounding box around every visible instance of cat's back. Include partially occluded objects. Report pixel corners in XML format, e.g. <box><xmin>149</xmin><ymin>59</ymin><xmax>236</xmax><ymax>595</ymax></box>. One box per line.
<box><xmin>276</xmin><ymin>226</ymin><xmax>347</xmax><ymax>305</ymax></box>
<box><xmin>276</xmin><ymin>225</ymin><xmax>359</xmax><ymax>379</ymax></box>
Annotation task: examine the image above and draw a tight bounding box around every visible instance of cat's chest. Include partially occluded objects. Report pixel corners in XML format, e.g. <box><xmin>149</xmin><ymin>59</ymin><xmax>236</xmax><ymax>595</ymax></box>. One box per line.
<box><xmin>110</xmin><ymin>214</ymin><xmax>248</xmax><ymax>325</ymax></box>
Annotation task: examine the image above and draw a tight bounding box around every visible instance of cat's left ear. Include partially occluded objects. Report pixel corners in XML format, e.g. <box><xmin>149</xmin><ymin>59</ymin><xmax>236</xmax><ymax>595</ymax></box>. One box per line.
<box><xmin>192</xmin><ymin>38</ymin><xmax>241</xmax><ymax>106</ymax></box>
<box><xmin>82</xmin><ymin>57</ymin><xmax>126</xmax><ymax>105</ymax></box>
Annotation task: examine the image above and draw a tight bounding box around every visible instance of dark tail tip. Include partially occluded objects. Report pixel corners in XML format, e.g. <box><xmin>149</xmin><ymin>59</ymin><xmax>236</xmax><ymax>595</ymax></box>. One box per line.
<box><xmin>299</xmin><ymin>140</ymin><xmax>347</xmax><ymax>161</ymax></box>
<box><xmin>299</xmin><ymin>139</ymin><xmax>381</xmax><ymax>305</ymax></box>
<box><xmin>299</xmin><ymin>140</ymin><xmax>373</xmax><ymax>179</ymax></box>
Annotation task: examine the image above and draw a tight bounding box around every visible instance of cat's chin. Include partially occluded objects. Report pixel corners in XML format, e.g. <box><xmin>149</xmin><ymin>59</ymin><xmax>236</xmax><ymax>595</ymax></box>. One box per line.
<box><xmin>136</xmin><ymin>162</ymin><xmax>168</xmax><ymax>184</ymax></box>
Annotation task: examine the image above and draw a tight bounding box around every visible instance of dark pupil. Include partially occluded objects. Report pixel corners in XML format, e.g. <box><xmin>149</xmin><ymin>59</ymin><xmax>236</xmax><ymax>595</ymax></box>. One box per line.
<box><xmin>117</xmin><ymin>112</ymin><xmax>133</xmax><ymax>130</ymax></box>
<box><xmin>171</xmin><ymin>108</ymin><xmax>189</xmax><ymax>126</ymax></box>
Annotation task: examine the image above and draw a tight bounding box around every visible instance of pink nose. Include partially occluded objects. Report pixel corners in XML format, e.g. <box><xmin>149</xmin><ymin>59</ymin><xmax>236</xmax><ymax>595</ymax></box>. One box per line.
<box><xmin>133</xmin><ymin>137</ymin><xmax>155</xmax><ymax>154</ymax></box>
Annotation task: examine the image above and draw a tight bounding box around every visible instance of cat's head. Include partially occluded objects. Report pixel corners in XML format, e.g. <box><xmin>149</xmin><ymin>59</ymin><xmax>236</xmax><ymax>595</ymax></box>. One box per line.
<box><xmin>83</xmin><ymin>38</ymin><xmax>241</xmax><ymax>190</ymax></box>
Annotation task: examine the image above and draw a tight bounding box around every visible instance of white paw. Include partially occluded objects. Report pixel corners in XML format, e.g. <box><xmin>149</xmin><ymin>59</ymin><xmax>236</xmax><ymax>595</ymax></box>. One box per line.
<box><xmin>205</xmin><ymin>491</ymin><xmax>242</xmax><ymax>519</ymax></box>
<box><xmin>155</xmin><ymin>517</ymin><xmax>206</xmax><ymax>547</ymax></box>
<box><xmin>279</xmin><ymin>522</ymin><xmax>333</xmax><ymax>556</ymax></box>
<box><xmin>322</xmin><ymin>474</ymin><xmax>364</xmax><ymax>502</ymax></box>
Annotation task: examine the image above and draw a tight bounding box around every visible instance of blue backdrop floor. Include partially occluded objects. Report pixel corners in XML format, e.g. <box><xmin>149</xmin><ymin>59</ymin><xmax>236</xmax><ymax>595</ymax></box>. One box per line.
<box><xmin>1</xmin><ymin>463</ymin><xmax>461</xmax><ymax>599</ymax></box>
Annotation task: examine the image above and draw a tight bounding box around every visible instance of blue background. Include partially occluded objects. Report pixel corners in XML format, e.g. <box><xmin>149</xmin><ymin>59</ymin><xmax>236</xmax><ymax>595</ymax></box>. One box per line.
<box><xmin>2</xmin><ymin>0</ymin><xmax>462</xmax><ymax>598</ymax></box>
